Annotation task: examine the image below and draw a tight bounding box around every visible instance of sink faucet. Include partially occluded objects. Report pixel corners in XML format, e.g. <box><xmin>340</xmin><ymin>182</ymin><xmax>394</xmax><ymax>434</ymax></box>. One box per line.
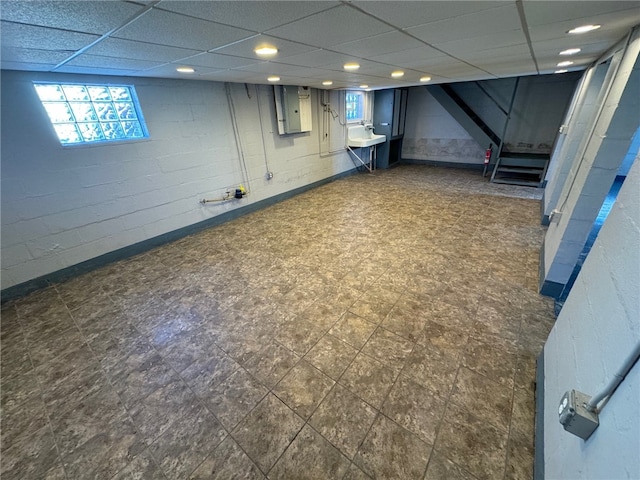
<box><xmin>363</xmin><ymin>122</ymin><xmax>374</xmax><ymax>131</ymax></box>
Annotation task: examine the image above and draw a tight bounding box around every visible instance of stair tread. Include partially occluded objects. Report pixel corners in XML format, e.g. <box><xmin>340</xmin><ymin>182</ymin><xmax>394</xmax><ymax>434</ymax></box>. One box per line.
<box><xmin>492</xmin><ymin>178</ymin><xmax>542</xmax><ymax>187</ymax></box>
<box><xmin>497</xmin><ymin>167</ymin><xmax>545</xmax><ymax>174</ymax></box>
<box><xmin>500</xmin><ymin>152</ymin><xmax>551</xmax><ymax>159</ymax></box>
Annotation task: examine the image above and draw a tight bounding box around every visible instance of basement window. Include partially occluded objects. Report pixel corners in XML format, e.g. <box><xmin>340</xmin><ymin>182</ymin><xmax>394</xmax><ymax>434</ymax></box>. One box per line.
<box><xmin>345</xmin><ymin>91</ymin><xmax>364</xmax><ymax>123</ymax></box>
<box><xmin>34</xmin><ymin>83</ymin><xmax>148</xmax><ymax>145</ymax></box>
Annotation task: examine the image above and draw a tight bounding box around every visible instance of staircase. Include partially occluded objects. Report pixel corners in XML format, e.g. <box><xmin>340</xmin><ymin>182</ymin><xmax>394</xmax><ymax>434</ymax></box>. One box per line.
<box><xmin>426</xmin><ymin>84</ymin><xmax>501</xmax><ymax>154</ymax></box>
<box><xmin>427</xmin><ymin>80</ymin><xmax>553</xmax><ymax>188</ymax></box>
<box><xmin>490</xmin><ymin>153</ymin><xmax>550</xmax><ymax>187</ymax></box>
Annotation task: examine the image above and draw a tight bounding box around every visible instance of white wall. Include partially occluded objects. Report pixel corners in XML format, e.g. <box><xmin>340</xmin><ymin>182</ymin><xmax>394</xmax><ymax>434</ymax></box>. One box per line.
<box><xmin>402</xmin><ymin>74</ymin><xmax>577</xmax><ymax>165</ymax></box>
<box><xmin>452</xmin><ymin>74</ymin><xmax>579</xmax><ymax>154</ymax></box>
<box><xmin>0</xmin><ymin>71</ymin><xmax>353</xmax><ymax>290</ymax></box>
<box><xmin>402</xmin><ymin>87</ymin><xmax>484</xmax><ymax>165</ymax></box>
<box><xmin>543</xmin><ymin>157</ymin><xmax>640</xmax><ymax>479</ymax></box>
<box><xmin>544</xmin><ymin>62</ymin><xmax>610</xmax><ymax>215</ymax></box>
<box><xmin>542</xmin><ymin>29</ymin><xmax>640</xmax><ymax>287</ymax></box>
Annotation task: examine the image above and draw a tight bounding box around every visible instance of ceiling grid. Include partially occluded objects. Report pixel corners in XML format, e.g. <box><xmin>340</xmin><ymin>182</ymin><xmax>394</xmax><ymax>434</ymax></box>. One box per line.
<box><xmin>1</xmin><ymin>0</ymin><xmax>638</xmax><ymax>89</ymax></box>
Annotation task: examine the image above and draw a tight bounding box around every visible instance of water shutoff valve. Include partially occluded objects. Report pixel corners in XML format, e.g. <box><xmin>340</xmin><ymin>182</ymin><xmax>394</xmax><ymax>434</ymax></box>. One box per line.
<box><xmin>234</xmin><ymin>184</ymin><xmax>247</xmax><ymax>199</ymax></box>
<box><xmin>558</xmin><ymin>389</ymin><xmax>599</xmax><ymax>440</ymax></box>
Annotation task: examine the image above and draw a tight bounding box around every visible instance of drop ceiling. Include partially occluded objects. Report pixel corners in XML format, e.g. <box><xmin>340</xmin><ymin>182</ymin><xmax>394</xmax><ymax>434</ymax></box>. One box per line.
<box><xmin>1</xmin><ymin>1</ymin><xmax>639</xmax><ymax>89</ymax></box>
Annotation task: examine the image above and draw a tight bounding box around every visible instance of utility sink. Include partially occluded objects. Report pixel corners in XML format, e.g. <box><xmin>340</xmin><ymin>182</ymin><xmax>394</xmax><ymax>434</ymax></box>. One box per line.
<box><xmin>347</xmin><ymin>125</ymin><xmax>386</xmax><ymax>148</ymax></box>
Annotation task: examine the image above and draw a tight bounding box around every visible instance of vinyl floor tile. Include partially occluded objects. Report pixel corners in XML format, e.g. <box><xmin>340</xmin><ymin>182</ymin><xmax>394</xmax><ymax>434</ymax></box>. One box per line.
<box><xmin>309</xmin><ymin>383</ymin><xmax>378</xmax><ymax>460</ymax></box>
<box><xmin>354</xmin><ymin>414</ymin><xmax>432</xmax><ymax>480</ymax></box>
<box><xmin>1</xmin><ymin>166</ymin><xmax>551</xmax><ymax>479</ymax></box>
<box><xmin>231</xmin><ymin>393</ymin><xmax>304</xmax><ymax>474</ymax></box>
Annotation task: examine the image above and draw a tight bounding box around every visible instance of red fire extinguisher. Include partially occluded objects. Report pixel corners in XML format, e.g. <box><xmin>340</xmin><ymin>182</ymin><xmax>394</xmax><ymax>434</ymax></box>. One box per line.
<box><xmin>483</xmin><ymin>143</ymin><xmax>493</xmax><ymax>177</ymax></box>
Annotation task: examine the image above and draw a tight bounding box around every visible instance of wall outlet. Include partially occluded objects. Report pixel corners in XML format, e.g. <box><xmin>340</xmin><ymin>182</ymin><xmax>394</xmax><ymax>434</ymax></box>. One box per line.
<box><xmin>559</xmin><ymin>389</ymin><xmax>599</xmax><ymax>440</ymax></box>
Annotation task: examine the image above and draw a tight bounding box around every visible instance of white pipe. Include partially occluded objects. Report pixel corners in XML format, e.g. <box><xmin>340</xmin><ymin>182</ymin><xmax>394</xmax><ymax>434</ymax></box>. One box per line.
<box><xmin>586</xmin><ymin>341</ymin><xmax>640</xmax><ymax>412</ymax></box>
<box><xmin>254</xmin><ymin>84</ymin><xmax>273</xmax><ymax>178</ymax></box>
<box><xmin>225</xmin><ymin>82</ymin><xmax>252</xmax><ymax>194</ymax></box>
<box><xmin>345</xmin><ymin>145</ymin><xmax>373</xmax><ymax>173</ymax></box>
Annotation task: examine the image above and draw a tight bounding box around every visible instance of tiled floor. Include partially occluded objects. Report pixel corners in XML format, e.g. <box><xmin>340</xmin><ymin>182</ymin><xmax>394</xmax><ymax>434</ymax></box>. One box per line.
<box><xmin>1</xmin><ymin>165</ymin><xmax>555</xmax><ymax>480</ymax></box>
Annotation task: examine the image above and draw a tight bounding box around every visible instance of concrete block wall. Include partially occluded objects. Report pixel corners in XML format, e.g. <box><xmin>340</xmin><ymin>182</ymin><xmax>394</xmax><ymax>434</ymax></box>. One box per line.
<box><xmin>542</xmin><ymin>157</ymin><xmax>640</xmax><ymax>479</ymax></box>
<box><xmin>402</xmin><ymin>74</ymin><xmax>577</xmax><ymax>166</ymax></box>
<box><xmin>402</xmin><ymin>87</ymin><xmax>484</xmax><ymax>165</ymax></box>
<box><xmin>544</xmin><ymin>62</ymin><xmax>609</xmax><ymax>216</ymax></box>
<box><xmin>452</xmin><ymin>74</ymin><xmax>579</xmax><ymax>154</ymax></box>
<box><xmin>542</xmin><ymin>28</ymin><xmax>640</xmax><ymax>290</ymax></box>
<box><xmin>0</xmin><ymin>71</ymin><xmax>353</xmax><ymax>291</ymax></box>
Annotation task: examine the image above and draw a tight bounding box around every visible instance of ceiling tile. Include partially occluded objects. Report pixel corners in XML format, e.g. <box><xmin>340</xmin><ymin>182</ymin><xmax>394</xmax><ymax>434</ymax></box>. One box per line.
<box><xmin>179</xmin><ymin>52</ymin><xmax>260</xmax><ymax>69</ymax></box>
<box><xmin>156</xmin><ymin>1</ymin><xmax>339</xmax><ymax>32</ymax></box>
<box><xmin>474</xmin><ymin>57</ymin><xmax>537</xmax><ymax>71</ymax></box>
<box><xmin>231</xmin><ymin>61</ymin><xmax>286</xmax><ymax>75</ymax></box>
<box><xmin>528</xmin><ymin>12</ymin><xmax>638</xmax><ymax>42</ymax></box>
<box><xmin>113</xmin><ymin>8</ymin><xmax>255</xmax><ymax>50</ymax></box>
<box><xmin>523</xmin><ymin>1</ymin><xmax>640</xmax><ymax>27</ymax></box>
<box><xmin>195</xmin><ymin>70</ymin><xmax>259</xmax><ymax>82</ymax></box>
<box><xmin>265</xmin><ymin>5</ymin><xmax>393</xmax><ymax>48</ymax></box>
<box><xmin>137</xmin><ymin>64</ymin><xmax>225</xmax><ymax>79</ymax></box>
<box><xmin>211</xmin><ymin>35</ymin><xmax>317</xmax><ymax>60</ymax></box>
<box><xmin>275</xmin><ymin>50</ymin><xmax>356</xmax><ymax>68</ymax></box>
<box><xmin>435</xmin><ymin>30</ymin><xmax>529</xmax><ymax>56</ymax></box>
<box><xmin>54</xmin><ymin>65</ymin><xmax>143</xmax><ymax>76</ymax></box>
<box><xmin>352</xmin><ymin>1</ymin><xmax>504</xmax><ymax>29</ymax></box>
<box><xmin>332</xmin><ymin>31</ymin><xmax>425</xmax><ymax>58</ymax></box>
<box><xmin>86</xmin><ymin>38</ymin><xmax>200</xmax><ymax>62</ymax></box>
<box><xmin>367</xmin><ymin>46</ymin><xmax>448</xmax><ymax>68</ymax></box>
<box><xmin>64</xmin><ymin>54</ymin><xmax>163</xmax><ymax>71</ymax></box>
<box><xmin>0</xmin><ymin>1</ymin><xmax>144</xmax><ymax>35</ymax></box>
<box><xmin>320</xmin><ymin>59</ymin><xmax>397</xmax><ymax>75</ymax></box>
<box><xmin>0</xmin><ymin>21</ymin><xmax>99</xmax><ymax>51</ymax></box>
<box><xmin>1</xmin><ymin>1</ymin><xmax>637</xmax><ymax>87</ymax></box>
<box><xmin>408</xmin><ymin>4</ymin><xmax>521</xmax><ymax>44</ymax></box>
<box><xmin>1</xmin><ymin>61</ymin><xmax>56</xmax><ymax>72</ymax></box>
<box><xmin>1</xmin><ymin>46</ymin><xmax>71</xmax><ymax>65</ymax></box>
<box><xmin>425</xmin><ymin>63</ymin><xmax>490</xmax><ymax>78</ymax></box>
<box><xmin>254</xmin><ymin>64</ymin><xmax>335</xmax><ymax>77</ymax></box>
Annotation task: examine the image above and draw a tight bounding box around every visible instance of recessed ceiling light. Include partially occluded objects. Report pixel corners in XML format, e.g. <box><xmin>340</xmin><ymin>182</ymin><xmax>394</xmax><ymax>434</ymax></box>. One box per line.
<box><xmin>255</xmin><ymin>45</ymin><xmax>278</xmax><ymax>56</ymax></box>
<box><xmin>420</xmin><ymin>76</ymin><xmax>432</xmax><ymax>82</ymax></box>
<box><xmin>176</xmin><ymin>67</ymin><xmax>195</xmax><ymax>73</ymax></box>
<box><xmin>267</xmin><ymin>76</ymin><xmax>280</xmax><ymax>82</ymax></box>
<box><xmin>568</xmin><ymin>24</ymin><xmax>601</xmax><ymax>34</ymax></box>
<box><xmin>344</xmin><ymin>63</ymin><xmax>360</xmax><ymax>70</ymax></box>
<box><xmin>359</xmin><ymin>84</ymin><xmax>368</xmax><ymax>89</ymax></box>
<box><xmin>559</xmin><ymin>48</ymin><xmax>581</xmax><ymax>55</ymax></box>
<box><xmin>557</xmin><ymin>61</ymin><xmax>574</xmax><ymax>67</ymax></box>
<box><xmin>555</xmin><ymin>69</ymin><xmax>568</xmax><ymax>74</ymax></box>
<box><xmin>322</xmin><ymin>80</ymin><xmax>333</xmax><ymax>86</ymax></box>
<box><xmin>391</xmin><ymin>70</ymin><xmax>404</xmax><ymax>78</ymax></box>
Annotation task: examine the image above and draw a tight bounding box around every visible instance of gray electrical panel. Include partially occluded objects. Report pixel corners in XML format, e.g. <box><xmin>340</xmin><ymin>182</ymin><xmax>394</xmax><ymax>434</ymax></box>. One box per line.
<box><xmin>558</xmin><ymin>389</ymin><xmax>599</xmax><ymax>440</ymax></box>
<box><xmin>274</xmin><ymin>85</ymin><xmax>312</xmax><ymax>135</ymax></box>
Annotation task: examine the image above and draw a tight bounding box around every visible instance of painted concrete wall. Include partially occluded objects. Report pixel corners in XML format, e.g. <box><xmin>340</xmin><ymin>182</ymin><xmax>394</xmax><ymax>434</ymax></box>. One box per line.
<box><xmin>452</xmin><ymin>74</ymin><xmax>579</xmax><ymax>154</ymax></box>
<box><xmin>403</xmin><ymin>74</ymin><xmax>577</xmax><ymax>165</ymax></box>
<box><xmin>542</xmin><ymin>29</ymin><xmax>640</xmax><ymax>289</ymax></box>
<box><xmin>402</xmin><ymin>87</ymin><xmax>484</xmax><ymax>165</ymax></box>
<box><xmin>544</xmin><ymin>62</ymin><xmax>610</xmax><ymax>217</ymax></box>
<box><xmin>0</xmin><ymin>71</ymin><xmax>353</xmax><ymax>290</ymax></box>
<box><xmin>619</xmin><ymin>126</ymin><xmax>640</xmax><ymax>176</ymax></box>
<box><xmin>543</xmin><ymin>157</ymin><xmax>639</xmax><ymax>479</ymax></box>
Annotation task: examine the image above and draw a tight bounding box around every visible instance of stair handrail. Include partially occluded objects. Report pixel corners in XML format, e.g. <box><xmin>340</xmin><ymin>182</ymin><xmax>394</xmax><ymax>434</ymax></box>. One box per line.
<box><xmin>473</xmin><ymin>81</ymin><xmax>509</xmax><ymax>116</ymax></box>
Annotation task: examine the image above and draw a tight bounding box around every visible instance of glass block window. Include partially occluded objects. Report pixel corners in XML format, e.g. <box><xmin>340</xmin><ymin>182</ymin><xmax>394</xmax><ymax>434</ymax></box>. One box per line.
<box><xmin>33</xmin><ymin>83</ymin><xmax>148</xmax><ymax>145</ymax></box>
<box><xmin>345</xmin><ymin>91</ymin><xmax>364</xmax><ymax>122</ymax></box>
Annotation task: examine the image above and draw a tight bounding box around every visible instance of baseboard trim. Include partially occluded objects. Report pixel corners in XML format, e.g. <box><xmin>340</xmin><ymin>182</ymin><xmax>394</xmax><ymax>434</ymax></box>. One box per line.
<box><xmin>539</xmin><ymin>279</ymin><xmax>565</xmax><ymax>299</ymax></box>
<box><xmin>540</xmin><ymin>190</ymin><xmax>551</xmax><ymax>225</ymax></box>
<box><xmin>1</xmin><ymin>167</ymin><xmax>359</xmax><ymax>303</ymax></box>
<box><xmin>399</xmin><ymin>158</ymin><xmax>485</xmax><ymax>171</ymax></box>
<box><xmin>534</xmin><ymin>350</ymin><xmax>545</xmax><ymax>480</ymax></box>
